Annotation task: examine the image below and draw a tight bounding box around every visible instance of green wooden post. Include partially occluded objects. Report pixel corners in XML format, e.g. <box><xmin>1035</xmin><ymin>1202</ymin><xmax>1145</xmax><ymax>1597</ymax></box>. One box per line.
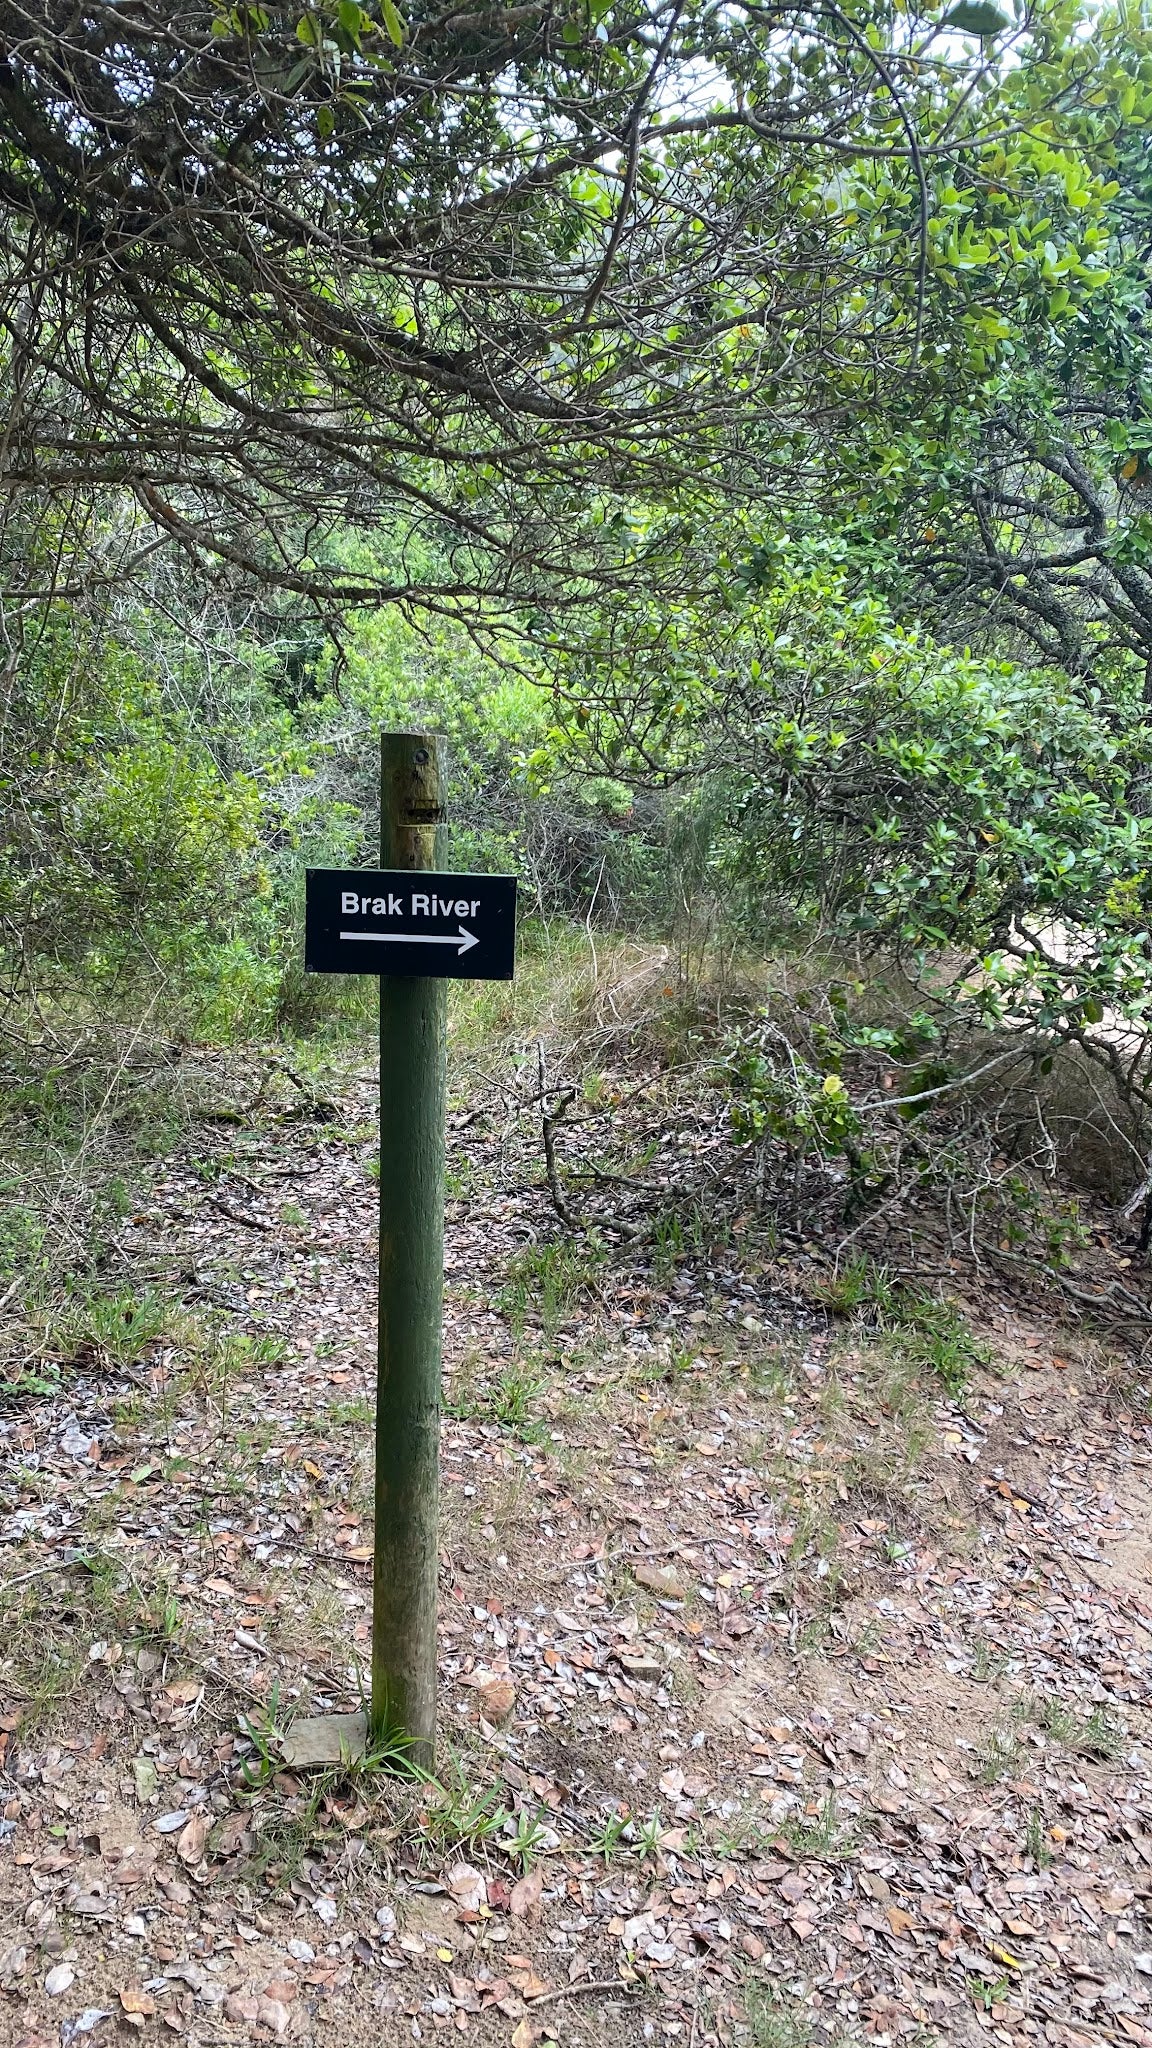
<box><xmin>372</xmin><ymin>732</ymin><xmax>447</xmax><ymax>1767</ymax></box>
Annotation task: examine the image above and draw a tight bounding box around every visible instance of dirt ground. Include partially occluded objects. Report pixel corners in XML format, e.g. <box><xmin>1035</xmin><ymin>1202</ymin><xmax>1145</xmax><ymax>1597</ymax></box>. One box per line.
<box><xmin>1</xmin><ymin>1050</ymin><xmax>1151</xmax><ymax>2048</ymax></box>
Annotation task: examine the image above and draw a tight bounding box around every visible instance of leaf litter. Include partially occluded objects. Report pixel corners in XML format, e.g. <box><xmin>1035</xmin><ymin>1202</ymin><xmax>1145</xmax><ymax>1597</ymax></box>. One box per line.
<box><xmin>0</xmin><ymin>1046</ymin><xmax>1149</xmax><ymax>2048</ymax></box>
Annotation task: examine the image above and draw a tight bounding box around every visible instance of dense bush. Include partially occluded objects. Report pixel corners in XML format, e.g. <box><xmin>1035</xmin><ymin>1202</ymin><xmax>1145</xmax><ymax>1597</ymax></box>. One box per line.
<box><xmin>0</xmin><ymin>573</ymin><xmax>656</xmax><ymax>1040</ymax></box>
<box><xmin>549</xmin><ymin>554</ymin><xmax>1152</xmax><ymax>1135</ymax></box>
<box><xmin>0</xmin><ymin>606</ymin><xmax>264</xmax><ymax>1013</ymax></box>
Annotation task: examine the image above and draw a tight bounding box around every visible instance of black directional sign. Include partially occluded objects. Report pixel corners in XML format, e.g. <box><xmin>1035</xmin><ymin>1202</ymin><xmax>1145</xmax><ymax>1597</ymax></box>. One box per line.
<box><xmin>305</xmin><ymin>867</ymin><xmax>516</xmax><ymax>980</ymax></box>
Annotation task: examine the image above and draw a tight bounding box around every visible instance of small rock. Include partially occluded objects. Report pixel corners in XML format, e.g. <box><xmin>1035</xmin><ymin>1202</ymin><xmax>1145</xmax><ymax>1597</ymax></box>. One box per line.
<box><xmin>617</xmin><ymin>1647</ymin><xmax>664</xmax><ymax>1680</ymax></box>
<box><xmin>132</xmin><ymin>1759</ymin><xmax>158</xmax><ymax>1804</ymax></box>
<box><xmin>474</xmin><ymin>1677</ymin><xmax>516</xmax><ymax>1725</ymax></box>
<box><xmin>256</xmin><ymin>1996</ymin><xmax>291</xmax><ymax>2037</ymax></box>
<box><xmin>279</xmin><ymin>1712</ymin><xmax>366</xmax><ymax>1769</ymax></box>
<box><xmin>152</xmin><ymin>1811</ymin><xmax>188</xmax><ymax>1836</ymax></box>
<box><xmin>224</xmin><ymin>1992</ymin><xmax>260</xmax><ymax>2024</ymax></box>
<box><xmin>635</xmin><ymin>1563</ymin><xmax>687</xmax><ymax>1600</ymax></box>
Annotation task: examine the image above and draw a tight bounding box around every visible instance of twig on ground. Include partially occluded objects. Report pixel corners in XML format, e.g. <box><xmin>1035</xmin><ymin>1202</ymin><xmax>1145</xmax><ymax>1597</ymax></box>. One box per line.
<box><xmin>206</xmin><ymin>1194</ymin><xmax>272</xmax><ymax>1232</ymax></box>
<box><xmin>533</xmin><ymin>1977</ymin><xmax>641</xmax><ymax>2009</ymax></box>
<box><xmin>990</xmin><ymin>1243</ymin><xmax>1152</xmax><ymax>1323</ymax></box>
<box><xmin>538</xmin><ymin>1039</ymin><xmax>579</xmax><ymax>1229</ymax></box>
<box><xmin>535</xmin><ymin>1042</ymin><xmax>654</xmax><ymax>1243</ymax></box>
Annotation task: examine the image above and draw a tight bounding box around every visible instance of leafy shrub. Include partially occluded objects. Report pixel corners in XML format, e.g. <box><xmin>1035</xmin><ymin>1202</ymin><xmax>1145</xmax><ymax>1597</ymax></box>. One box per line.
<box><xmin>554</xmin><ymin>553</ymin><xmax>1152</xmax><ymax>1158</ymax></box>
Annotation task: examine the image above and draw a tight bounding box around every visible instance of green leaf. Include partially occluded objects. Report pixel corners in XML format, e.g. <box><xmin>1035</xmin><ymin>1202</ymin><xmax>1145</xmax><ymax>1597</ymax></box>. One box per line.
<box><xmin>380</xmin><ymin>0</ymin><xmax>405</xmax><ymax>45</ymax></box>
<box><xmin>943</xmin><ymin>2</ymin><xmax>1009</xmax><ymax>34</ymax></box>
<box><xmin>296</xmin><ymin>11</ymin><xmax>319</xmax><ymax>43</ymax></box>
<box><xmin>317</xmin><ymin>103</ymin><xmax>335</xmax><ymax>137</ymax></box>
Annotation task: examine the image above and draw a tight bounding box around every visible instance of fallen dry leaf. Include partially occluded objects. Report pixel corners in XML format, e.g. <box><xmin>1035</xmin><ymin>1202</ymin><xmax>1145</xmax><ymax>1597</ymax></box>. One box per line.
<box><xmin>256</xmin><ymin>1996</ymin><xmax>291</xmax><ymax>2038</ymax></box>
<box><xmin>213</xmin><ymin>1811</ymin><xmax>251</xmax><ymax>1859</ymax></box>
<box><xmin>447</xmin><ymin>1863</ymin><xmax>487</xmax><ymax>1912</ymax></box>
<box><xmin>164</xmin><ymin>1677</ymin><xmax>201</xmax><ymax>1704</ymax></box>
<box><xmin>118</xmin><ymin>1987</ymin><xmax>156</xmax><ymax>2017</ymax></box>
<box><xmin>509</xmin><ymin>1866</ymin><xmax>544</xmax><ymax>1921</ymax></box>
<box><xmin>175</xmin><ymin>1813</ymin><xmax>210</xmax><ymax>1865</ymax></box>
<box><xmin>509</xmin><ymin>1966</ymin><xmax>550</xmax><ymax>2000</ymax></box>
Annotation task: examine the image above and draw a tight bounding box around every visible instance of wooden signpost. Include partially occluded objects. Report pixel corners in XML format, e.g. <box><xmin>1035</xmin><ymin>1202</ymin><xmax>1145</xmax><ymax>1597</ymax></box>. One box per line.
<box><xmin>292</xmin><ymin>733</ymin><xmax>516</xmax><ymax>1771</ymax></box>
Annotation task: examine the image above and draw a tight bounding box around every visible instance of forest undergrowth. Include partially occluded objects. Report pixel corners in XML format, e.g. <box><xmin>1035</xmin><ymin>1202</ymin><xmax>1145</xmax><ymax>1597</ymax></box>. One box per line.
<box><xmin>0</xmin><ymin>938</ymin><xmax>1151</xmax><ymax>2048</ymax></box>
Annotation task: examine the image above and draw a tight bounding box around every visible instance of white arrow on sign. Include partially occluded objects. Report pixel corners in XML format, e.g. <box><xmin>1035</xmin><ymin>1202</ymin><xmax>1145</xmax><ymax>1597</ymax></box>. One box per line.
<box><xmin>340</xmin><ymin>925</ymin><xmax>479</xmax><ymax>957</ymax></box>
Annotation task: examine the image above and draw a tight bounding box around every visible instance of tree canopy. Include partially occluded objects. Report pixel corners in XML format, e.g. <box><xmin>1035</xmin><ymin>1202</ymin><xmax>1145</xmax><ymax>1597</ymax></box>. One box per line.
<box><xmin>0</xmin><ymin>0</ymin><xmax>1129</xmax><ymax>621</ymax></box>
